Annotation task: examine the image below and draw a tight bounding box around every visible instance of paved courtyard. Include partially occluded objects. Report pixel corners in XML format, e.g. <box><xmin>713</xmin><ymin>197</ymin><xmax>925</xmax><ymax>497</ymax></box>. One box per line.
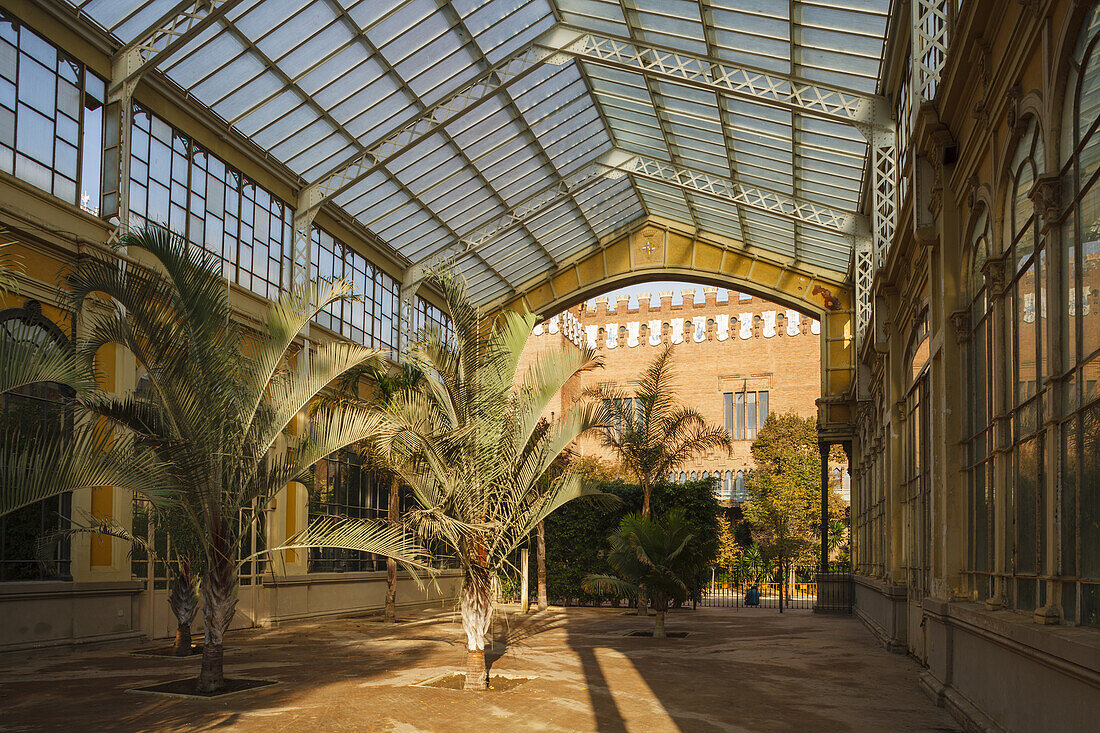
<box><xmin>0</xmin><ymin>606</ymin><xmax>960</xmax><ymax>732</ymax></box>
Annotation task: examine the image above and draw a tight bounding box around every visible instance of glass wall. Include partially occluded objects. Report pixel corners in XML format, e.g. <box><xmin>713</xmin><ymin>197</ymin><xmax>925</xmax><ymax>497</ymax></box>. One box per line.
<box><xmin>309</xmin><ymin>451</ymin><xmax>391</xmax><ymax>573</ymax></box>
<box><xmin>128</xmin><ymin>106</ymin><xmax>291</xmax><ymax>301</ymax></box>
<box><xmin>0</xmin><ymin>12</ymin><xmax>103</xmax><ymax>213</ymax></box>
<box><xmin>1057</xmin><ymin>5</ymin><xmax>1100</xmax><ymax>628</ymax></box>
<box><xmin>310</xmin><ymin>225</ymin><xmax>400</xmax><ymax>353</ymax></box>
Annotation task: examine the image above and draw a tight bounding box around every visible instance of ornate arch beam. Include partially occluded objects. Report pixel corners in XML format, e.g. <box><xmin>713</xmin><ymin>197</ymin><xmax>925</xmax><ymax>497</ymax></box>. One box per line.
<box><xmin>489</xmin><ymin>217</ymin><xmax>856</xmax><ymax>427</ymax></box>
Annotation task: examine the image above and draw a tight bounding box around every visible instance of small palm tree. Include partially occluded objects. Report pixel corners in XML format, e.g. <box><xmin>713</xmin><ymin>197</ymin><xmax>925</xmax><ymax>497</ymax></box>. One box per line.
<box><xmin>66</xmin><ymin>225</ymin><xmax>428</xmax><ymax>692</ymax></box>
<box><xmin>588</xmin><ymin>346</ymin><xmax>731</xmax><ymax>516</ymax></box>
<box><xmin>300</xmin><ymin>267</ymin><xmax>605</xmax><ymax>690</ymax></box>
<box><xmin>583</xmin><ymin>510</ymin><xmax>695</xmax><ymax>638</ymax></box>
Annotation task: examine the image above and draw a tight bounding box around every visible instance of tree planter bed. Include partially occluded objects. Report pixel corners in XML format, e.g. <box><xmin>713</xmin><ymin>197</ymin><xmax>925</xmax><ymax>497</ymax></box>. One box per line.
<box><xmin>414</xmin><ymin>672</ymin><xmax>531</xmax><ymax>691</ymax></box>
<box><xmin>132</xmin><ymin>644</ymin><xmax>203</xmax><ymax>657</ymax></box>
<box><xmin>129</xmin><ymin>677</ymin><xmax>277</xmax><ymax>698</ymax></box>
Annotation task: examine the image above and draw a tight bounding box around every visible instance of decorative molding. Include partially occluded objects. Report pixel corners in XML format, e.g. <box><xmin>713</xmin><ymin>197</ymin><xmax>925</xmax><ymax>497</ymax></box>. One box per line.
<box><xmin>1028</xmin><ymin>175</ymin><xmax>1061</xmax><ymax>232</ymax></box>
<box><xmin>1006</xmin><ymin>84</ymin><xmax>1026</xmax><ymax>137</ymax></box>
<box><xmin>949</xmin><ymin>309</ymin><xmax>971</xmax><ymax>343</ymax></box>
<box><xmin>981</xmin><ymin>255</ymin><xmax>1007</xmax><ymax>295</ymax></box>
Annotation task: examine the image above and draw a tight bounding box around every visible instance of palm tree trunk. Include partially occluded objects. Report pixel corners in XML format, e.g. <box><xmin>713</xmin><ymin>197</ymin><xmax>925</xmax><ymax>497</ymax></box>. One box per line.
<box><xmin>536</xmin><ymin>521</ymin><xmax>547</xmax><ymax>611</ymax></box>
<box><xmin>653</xmin><ymin>609</ymin><xmax>666</xmax><ymax>638</ymax></box>
<box><xmin>196</xmin><ymin>541</ymin><xmax>237</xmax><ymax>693</ymax></box>
<box><xmin>461</xmin><ymin>568</ymin><xmax>493</xmax><ymax>690</ymax></box>
<box><xmin>385</xmin><ymin>476</ymin><xmax>399</xmax><ymax>623</ymax></box>
<box><xmin>168</xmin><ymin>569</ymin><xmax>198</xmax><ymax>656</ymax></box>
<box><xmin>641</xmin><ymin>477</ymin><xmax>651</xmax><ymax>517</ymax></box>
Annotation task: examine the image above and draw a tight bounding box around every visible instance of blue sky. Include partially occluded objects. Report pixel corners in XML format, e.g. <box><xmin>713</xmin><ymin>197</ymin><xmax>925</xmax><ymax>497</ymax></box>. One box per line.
<box><xmin>584</xmin><ymin>280</ymin><xmax>743</xmax><ymax>309</ymax></box>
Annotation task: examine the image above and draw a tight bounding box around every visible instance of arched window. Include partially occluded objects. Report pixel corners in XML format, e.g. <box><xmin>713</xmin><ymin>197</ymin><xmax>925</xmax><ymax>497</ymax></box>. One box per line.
<box><xmin>735</xmin><ymin>470</ymin><xmax>745</xmax><ymax>502</ymax></box>
<box><xmin>679</xmin><ymin>472</ymin><xmax>686</xmax><ymax>484</ymax></box>
<box><xmin>964</xmin><ymin>205</ymin><xmax>995</xmax><ymax>597</ymax></box>
<box><xmin>1003</xmin><ymin>114</ymin><xmax>1046</xmax><ymax>613</ymax></box>
<box><xmin>690</xmin><ymin>471</ymin><xmax>697</xmax><ymax>481</ymax></box>
<box><xmin>724</xmin><ymin>470</ymin><xmax>733</xmax><ymax>500</ymax></box>
<box><xmin>701</xmin><ymin>471</ymin><xmax>709</xmax><ymax>481</ymax></box>
<box><xmin>1057</xmin><ymin>5</ymin><xmax>1100</xmax><ymax>626</ymax></box>
<box><xmin>0</xmin><ymin>301</ymin><xmax>73</xmax><ymax>581</ymax></box>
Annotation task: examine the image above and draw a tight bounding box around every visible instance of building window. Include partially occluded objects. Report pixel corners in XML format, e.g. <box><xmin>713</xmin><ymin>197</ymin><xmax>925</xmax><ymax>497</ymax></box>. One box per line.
<box><xmin>0</xmin><ymin>301</ymin><xmax>72</xmax><ymax>581</ymax></box>
<box><xmin>311</xmin><ymin>226</ymin><xmax>400</xmax><ymax>353</ymax></box>
<box><xmin>602</xmin><ymin>396</ymin><xmax>640</xmax><ymax>440</ymax></box>
<box><xmin>414</xmin><ymin>296</ymin><xmax>451</xmax><ymax>342</ymax></box>
<box><xmin>0</xmin><ymin>12</ymin><xmax>103</xmax><ymax>212</ymax></box>
<box><xmin>129</xmin><ymin>106</ymin><xmax>291</xmax><ymax>301</ymax></box>
<box><xmin>903</xmin><ymin>314</ymin><xmax>932</xmax><ymax>602</ymax></box>
<box><xmin>690</xmin><ymin>471</ymin><xmax>697</xmax><ymax>481</ymax></box>
<box><xmin>726</xmin><ymin>390</ymin><xmax>769</xmax><ymax>440</ymax></box>
<box><xmin>738</xmin><ymin>291</ymin><xmax>751</xmax><ymax>302</ymax></box>
<box><xmin>678</xmin><ymin>472</ymin><xmax>686</xmax><ymax>483</ymax></box>
<box><xmin>963</xmin><ymin>205</ymin><xmax>995</xmax><ymax>599</ymax></box>
<box><xmin>734</xmin><ymin>470</ymin><xmax>746</xmax><ymax>503</ymax></box>
<box><xmin>1003</xmin><ymin>115</ymin><xmax>1046</xmax><ymax>613</ymax></box>
<box><xmin>1057</xmin><ymin>5</ymin><xmax>1100</xmax><ymax>627</ymax></box>
<box><xmin>309</xmin><ymin>451</ymin><xmax>392</xmax><ymax>573</ymax></box>
<box><xmin>723</xmin><ymin>470</ymin><xmax>733</xmax><ymax>501</ymax></box>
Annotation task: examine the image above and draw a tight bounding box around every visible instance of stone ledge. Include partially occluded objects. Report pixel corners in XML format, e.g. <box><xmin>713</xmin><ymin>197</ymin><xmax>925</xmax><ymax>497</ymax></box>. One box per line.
<box><xmin>0</xmin><ymin>580</ymin><xmax>145</xmax><ymax>602</ymax></box>
<box><xmin>261</xmin><ymin>598</ymin><xmax>454</xmax><ymax>628</ymax></box>
<box><xmin>0</xmin><ymin>630</ymin><xmax>146</xmax><ymax>657</ymax></box>
<box><xmin>263</xmin><ymin>568</ymin><xmax>462</xmax><ymax>588</ymax></box>
<box><xmin>943</xmin><ymin>602</ymin><xmax>1100</xmax><ymax>683</ymax></box>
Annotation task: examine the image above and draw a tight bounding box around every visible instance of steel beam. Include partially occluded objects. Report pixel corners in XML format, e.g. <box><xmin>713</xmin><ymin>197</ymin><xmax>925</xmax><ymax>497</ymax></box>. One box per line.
<box><xmin>109</xmin><ymin>0</ymin><xmax>247</xmax><ymax>98</ymax></box>
<box><xmin>606</xmin><ymin>152</ymin><xmax>866</xmax><ymax>237</ymax></box>
<box><xmin>546</xmin><ymin>27</ymin><xmax>889</xmax><ymax>131</ymax></box>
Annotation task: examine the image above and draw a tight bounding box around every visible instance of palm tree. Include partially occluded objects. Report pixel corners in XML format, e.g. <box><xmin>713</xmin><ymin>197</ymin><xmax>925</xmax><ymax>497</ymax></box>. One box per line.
<box><xmin>583</xmin><ymin>510</ymin><xmax>695</xmax><ymax>638</ymax></box>
<box><xmin>320</xmin><ymin>360</ymin><xmax>425</xmax><ymax>622</ymax></box>
<box><xmin>588</xmin><ymin>345</ymin><xmax>732</xmax><ymax>517</ymax></box>
<box><xmin>299</xmin><ymin>267</ymin><xmax>605</xmax><ymax>690</ymax></box>
<box><xmin>65</xmin><ymin>225</ymin><xmax>427</xmax><ymax>692</ymax></box>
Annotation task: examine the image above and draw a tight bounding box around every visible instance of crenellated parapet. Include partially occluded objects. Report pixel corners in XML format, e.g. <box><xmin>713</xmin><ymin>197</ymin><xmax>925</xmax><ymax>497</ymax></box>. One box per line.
<box><xmin>534</xmin><ymin>287</ymin><xmax>820</xmax><ymax>351</ymax></box>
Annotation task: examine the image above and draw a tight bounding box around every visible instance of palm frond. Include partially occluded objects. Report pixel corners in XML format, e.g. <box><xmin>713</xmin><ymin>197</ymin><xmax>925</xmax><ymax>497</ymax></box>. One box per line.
<box><xmin>0</xmin><ymin>423</ymin><xmax>173</xmax><ymax>517</ymax></box>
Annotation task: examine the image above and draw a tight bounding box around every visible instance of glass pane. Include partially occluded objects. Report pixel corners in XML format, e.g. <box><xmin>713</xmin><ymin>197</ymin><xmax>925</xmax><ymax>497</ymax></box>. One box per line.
<box><xmin>1016</xmin><ymin>438</ymin><xmax>1040</xmax><ymax>574</ymax></box>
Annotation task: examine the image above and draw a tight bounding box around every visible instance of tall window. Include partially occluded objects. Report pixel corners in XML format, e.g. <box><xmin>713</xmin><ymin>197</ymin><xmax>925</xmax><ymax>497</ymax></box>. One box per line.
<box><xmin>0</xmin><ymin>13</ymin><xmax>103</xmax><ymax>212</ymax></box>
<box><xmin>602</xmin><ymin>396</ymin><xmax>640</xmax><ymax>440</ymax></box>
<box><xmin>129</xmin><ymin>106</ymin><xmax>291</xmax><ymax>300</ymax></box>
<box><xmin>311</xmin><ymin>226</ymin><xmax>400</xmax><ymax>352</ymax></box>
<box><xmin>1058</xmin><ymin>5</ymin><xmax>1100</xmax><ymax>627</ymax></box>
<box><xmin>309</xmin><ymin>451</ymin><xmax>394</xmax><ymax>573</ymax></box>
<box><xmin>0</xmin><ymin>302</ymin><xmax>71</xmax><ymax>581</ymax></box>
<box><xmin>723</xmin><ymin>470</ymin><xmax>733</xmax><ymax>501</ymax></box>
<box><xmin>414</xmin><ymin>296</ymin><xmax>451</xmax><ymax>341</ymax></box>
<box><xmin>903</xmin><ymin>313</ymin><xmax>932</xmax><ymax>602</ymax></box>
<box><xmin>726</xmin><ymin>390</ymin><xmax>769</xmax><ymax>440</ymax></box>
<box><xmin>1004</xmin><ymin>115</ymin><xmax>1046</xmax><ymax>613</ymax></box>
<box><xmin>734</xmin><ymin>470</ymin><xmax>746</xmax><ymax>502</ymax></box>
<box><xmin>963</xmin><ymin>206</ymin><xmax>995</xmax><ymax>599</ymax></box>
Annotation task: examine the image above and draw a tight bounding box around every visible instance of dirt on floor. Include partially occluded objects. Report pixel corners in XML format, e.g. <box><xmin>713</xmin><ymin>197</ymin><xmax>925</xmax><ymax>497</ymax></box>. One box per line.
<box><xmin>0</xmin><ymin>606</ymin><xmax>961</xmax><ymax>733</ymax></box>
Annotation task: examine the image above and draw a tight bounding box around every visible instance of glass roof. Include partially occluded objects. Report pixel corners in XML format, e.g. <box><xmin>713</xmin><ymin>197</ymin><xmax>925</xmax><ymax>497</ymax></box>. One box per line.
<box><xmin>69</xmin><ymin>0</ymin><xmax>890</xmax><ymax>304</ymax></box>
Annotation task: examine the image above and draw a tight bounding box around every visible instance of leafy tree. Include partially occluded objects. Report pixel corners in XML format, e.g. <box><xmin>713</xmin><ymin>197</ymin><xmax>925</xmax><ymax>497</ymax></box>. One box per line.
<box><xmin>584</xmin><ymin>510</ymin><xmax>695</xmax><ymax>637</ymax></box>
<box><xmin>588</xmin><ymin>346</ymin><xmax>731</xmax><ymax>516</ymax></box>
<box><xmin>715</xmin><ymin>516</ymin><xmax>741</xmax><ymax>575</ymax></box>
<box><xmin>298</xmin><ymin>267</ymin><xmax>605</xmax><ymax>690</ymax></box>
<box><xmin>543</xmin><ymin>478</ymin><xmax>720</xmax><ymax>604</ymax></box>
<box><xmin>66</xmin><ymin>226</ymin><xmax>427</xmax><ymax>692</ymax></box>
<box><xmin>741</xmin><ymin>412</ymin><xmax>844</xmax><ymax>588</ymax></box>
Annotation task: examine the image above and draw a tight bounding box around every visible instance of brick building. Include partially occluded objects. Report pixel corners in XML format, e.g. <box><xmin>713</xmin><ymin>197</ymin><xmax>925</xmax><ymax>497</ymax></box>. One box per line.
<box><xmin>520</xmin><ymin>285</ymin><xmax>841</xmax><ymax>504</ymax></box>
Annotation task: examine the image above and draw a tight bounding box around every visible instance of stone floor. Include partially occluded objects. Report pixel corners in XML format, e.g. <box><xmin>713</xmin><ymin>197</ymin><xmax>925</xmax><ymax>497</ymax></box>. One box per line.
<box><xmin>0</xmin><ymin>606</ymin><xmax>961</xmax><ymax>732</ymax></box>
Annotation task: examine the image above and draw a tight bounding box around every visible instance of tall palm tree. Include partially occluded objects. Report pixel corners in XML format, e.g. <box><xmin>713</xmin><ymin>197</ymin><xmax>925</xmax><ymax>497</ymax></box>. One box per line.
<box><xmin>66</xmin><ymin>225</ymin><xmax>427</xmax><ymax>692</ymax></box>
<box><xmin>320</xmin><ymin>360</ymin><xmax>425</xmax><ymax>622</ymax></box>
<box><xmin>588</xmin><ymin>345</ymin><xmax>732</xmax><ymax>516</ymax></box>
<box><xmin>300</xmin><ymin>268</ymin><xmax>605</xmax><ymax>690</ymax></box>
<box><xmin>583</xmin><ymin>510</ymin><xmax>695</xmax><ymax>638</ymax></box>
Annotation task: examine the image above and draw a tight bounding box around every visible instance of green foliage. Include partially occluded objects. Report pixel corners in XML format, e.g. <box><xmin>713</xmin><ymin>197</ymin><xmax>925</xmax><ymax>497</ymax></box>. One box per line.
<box><xmin>543</xmin><ymin>478</ymin><xmax>720</xmax><ymax>604</ymax></box>
<box><xmin>741</xmin><ymin>412</ymin><xmax>845</xmax><ymax>572</ymax></box>
<box><xmin>583</xmin><ymin>509</ymin><xmax>695</xmax><ymax>612</ymax></box>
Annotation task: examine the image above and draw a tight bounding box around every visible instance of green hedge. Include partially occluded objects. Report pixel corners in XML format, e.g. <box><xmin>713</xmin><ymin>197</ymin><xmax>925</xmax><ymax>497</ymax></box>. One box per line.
<box><xmin>542</xmin><ymin>480</ymin><xmax>720</xmax><ymax>605</ymax></box>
